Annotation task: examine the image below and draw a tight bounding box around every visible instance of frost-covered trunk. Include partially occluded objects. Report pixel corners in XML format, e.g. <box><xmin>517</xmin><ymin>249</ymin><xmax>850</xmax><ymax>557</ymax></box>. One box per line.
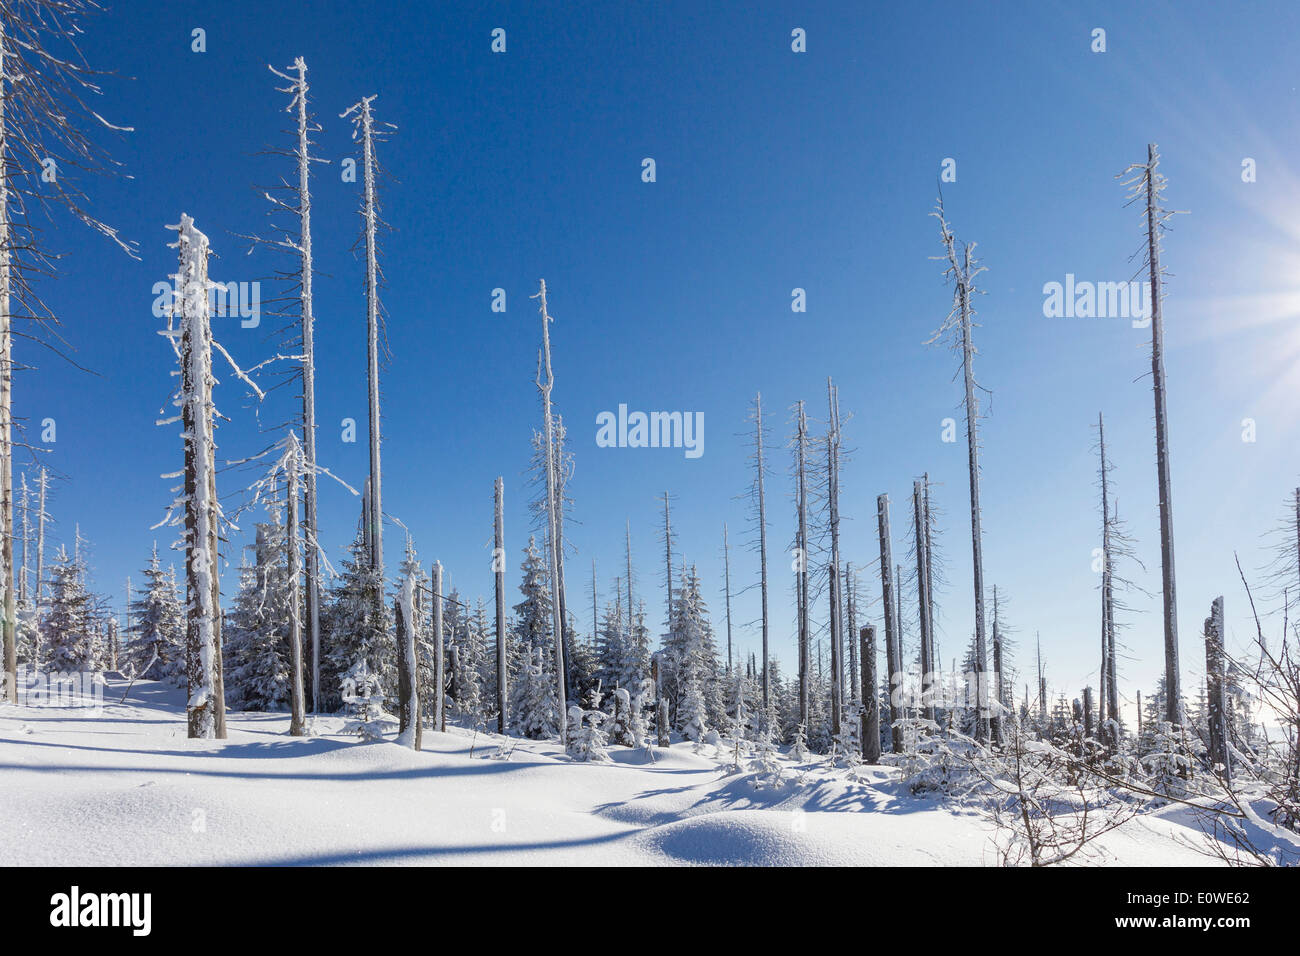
<box><xmin>956</xmin><ymin>253</ymin><xmax>990</xmax><ymax>744</ymax></box>
<box><xmin>359</xmin><ymin>98</ymin><xmax>383</xmax><ymax>576</ymax></box>
<box><xmin>1204</xmin><ymin>595</ymin><xmax>1230</xmax><ymax>781</ymax></box>
<box><xmin>846</xmin><ymin>564</ymin><xmax>859</xmax><ymax>702</ymax></box>
<box><xmin>754</xmin><ymin>392</ymin><xmax>770</xmax><ymax>718</ymax></box>
<box><xmin>991</xmin><ymin>584</ymin><xmax>1004</xmax><ymax>743</ymax></box>
<box><xmin>861</xmin><ymin>625</ymin><xmax>880</xmax><ymax>763</ymax></box>
<box><xmin>288</xmin><ymin>58</ymin><xmax>322</xmax><ymax>715</ymax></box>
<box><xmin>173</xmin><ymin>215</ymin><xmax>220</xmax><ymax>739</ymax></box>
<box><xmin>796</xmin><ymin>401</ymin><xmax>811</xmax><ymax>728</ymax></box>
<box><xmin>286</xmin><ymin>445</ymin><xmax>306</xmax><ymax>736</ymax></box>
<box><xmin>0</xmin><ymin>23</ymin><xmax>13</xmax><ymax>699</ymax></box>
<box><xmin>1098</xmin><ymin>412</ymin><xmax>1119</xmax><ymax>745</ymax></box>
<box><xmin>1142</xmin><ymin>144</ymin><xmax>1182</xmax><ymax>726</ymax></box>
<box><xmin>494</xmin><ymin>477</ymin><xmax>507</xmax><ymax>734</ymax></box>
<box><xmin>396</xmin><ymin>573</ymin><xmax>421</xmax><ymax>750</ymax></box>
<box><xmin>877</xmin><ymin>493</ymin><xmax>901</xmax><ymax>752</ymax></box>
<box><xmin>825</xmin><ymin>381</ymin><xmax>843</xmax><ymax>738</ymax></box>
<box><xmin>432</xmin><ymin>560</ymin><xmax>445</xmax><ymax>732</ymax></box>
<box><xmin>535</xmin><ymin>280</ymin><xmax>566</xmax><ymax>743</ymax></box>
<box><xmin>723</xmin><ymin>522</ymin><xmax>733</xmax><ymax>674</ymax></box>
<box><xmin>913</xmin><ymin>480</ymin><xmax>934</xmax><ymax>721</ymax></box>
<box><xmin>35</xmin><ymin>468</ymin><xmax>47</xmax><ymax>618</ymax></box>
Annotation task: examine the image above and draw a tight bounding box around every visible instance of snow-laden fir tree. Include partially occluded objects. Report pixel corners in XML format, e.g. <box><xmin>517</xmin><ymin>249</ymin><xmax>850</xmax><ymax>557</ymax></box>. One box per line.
<box><xmin>321</xmin><ymin>527</ymin><xmax>392</xmax><ymax>711</ymax></box>
<box><xmin>126</xmin><ymin>545</ymin><xmax>185</xmax><ymax>682</ymax></box>
<box><xmin>42</xmin><ymin>545</ymin><xmax>96</xmax><ymax>672</ymax></box>
<box><xmin>222</xmin><ymin>522</ymin><xmax>292</xmax><ymax>712</ymax></box>
<box><xmin>511</xmin><ymin>644</ymin><xmax>561</xmax><ymax>739</ymax></box>
<box><xmin>661</xmin><ymin>565</ymin><xmax>724</xmax><ymax>736</ymax></box>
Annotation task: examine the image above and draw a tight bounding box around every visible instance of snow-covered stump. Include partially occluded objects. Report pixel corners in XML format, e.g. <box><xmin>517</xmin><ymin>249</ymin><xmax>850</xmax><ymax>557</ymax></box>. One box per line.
<box><xmin>395</xmin><ymin>573</ymin><xmax>421</xmax><ymax>750</ymax></box>
<box><xmin>1204</xmin><ymin>596</ymin><xmax>1230</xmax><ymax>782</ymax></box>
<box><xmin>169</xmin><ymin>215</ymin><xmax>221</xmax><ymax>740</ymax></box>
<box><xmin>860</xmin><ymin>625</ymin><xmax>881</xmax><ymax>763</ymax></box>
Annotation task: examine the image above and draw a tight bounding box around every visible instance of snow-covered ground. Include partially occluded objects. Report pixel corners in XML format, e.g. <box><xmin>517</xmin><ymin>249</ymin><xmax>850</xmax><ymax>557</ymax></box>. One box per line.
<box><xmin>0</xmin><ymin>678</ymin><xmax>1223</xmax><ymax>866</ymax></box>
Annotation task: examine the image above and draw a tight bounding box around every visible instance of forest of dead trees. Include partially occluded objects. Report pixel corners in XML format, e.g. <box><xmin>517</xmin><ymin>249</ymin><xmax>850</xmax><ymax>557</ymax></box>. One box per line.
<box><xmin>1</xmin><ymin>2</ymin><xmax>1298</xmax><ymax>867</ymax></box>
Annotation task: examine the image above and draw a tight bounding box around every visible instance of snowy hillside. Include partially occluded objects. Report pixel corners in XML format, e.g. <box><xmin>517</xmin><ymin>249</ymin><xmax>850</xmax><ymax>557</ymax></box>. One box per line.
<box><xmin>0</xmin><ymin>678</ymin><xmax>1234</xmax><ymax>867</ymax></box>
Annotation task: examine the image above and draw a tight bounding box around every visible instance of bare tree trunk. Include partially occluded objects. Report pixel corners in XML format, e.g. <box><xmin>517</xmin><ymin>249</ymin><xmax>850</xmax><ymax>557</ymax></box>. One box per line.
<box><xmin>877</xmin><ymin>494</ymin><xmax>901</xmax><ymax>752</ymax></box>
<box><xmin>825</xmin><ymin>381</ymin><xmax>843</xmax><ymax>738</ymax></box>
<box><xmin>1140</xmin><ymin>143</ymin><xmax>1182</xmax><ymax>726</ymax></box>
<box><xmin>991</xmin><ymin>584</ymin><xmax>1004</xmax><ymax>743</ymax></box>
<box><xmin>210</xmin><ymin>418</ymin><xmax>226</xmax><ymax>739</ymax></box>
<box><xmin>0</xmin><ymin>23</ymin><xmax>13</xmax><ymax>699</ymax></box>
<box><xmin>797</xmin><ymin>401</ymin><xmax>811</xmax><ymax>730</ymax></box>
<box><xmin>175</xmin><ymin>215</ymin><xmax>219</xmax><ymax>739</ymax></box>
<box><xmin>846</xmin><ymin>564</ymin><xmax>858</xmax><ymax>702</ymax></box>
<box><xmin>861</xmin><ymin>625</ymin><xmax>880</xmax><ymax>763</ymax></box>
<box><xmin>495</xmin><ymin>477</ymin><xmax>507</xmax><ymax>734</ymax></box>
<box><xmin>286</xmin><ymin>443</ymin><xmax>305</xmax><ymax>736</ymax></box>
<box><xmin>17</xmin><ymin>472</ymin><xmax>26</xmax><ymax>604</ymax></box>
<box><xmin>1082</xmin><ymin>686</ymin><xmax>1094</xmax><ymax>740</ymax></box>
<box><xmin>755</xmin><ymin>393</ymin><xmax>770</xmax><ymax>718</ymax></box>
<box><xmin>396</xmin><ymin>578</ymin><xmax>421</xmax><ymax>750</ymax></box>
<box><xmin>347</xmin><ymin>96</ymin><xmax>384</xmax><ymax>577</ymax></box>
<box><xmin>913</xmin><ymin>481</ymin><xmax>934</xmax><ymax>721</ymax></box>
<box><xmin>723</xmin><ymin>523</ymin><xmax>733</xmax><ymax>674</ymax></box>
<box><xmin>923</xmin><ymin>474</ymin><xmax>937</xmax><ymax>678</ymax></box>
<box><xmin>1204</xmin><ymin>595</ymin><xmax>1230</xmax><ymax>781</ymax></box>
<box><xmin>432</xmin><ymin>560</ymin><xmax>445</xmax><ymax>732</ymax></box>
<box><xmin>957</xmin><ymin>252</ymin><xmax>990</xmax><ymax>743</ymax></box>
<box><xmin>534</xmin><ymin>280</ymin><xmax>566</xmax><ymax>742</ymax></box>
<box><xmin>284</xmin><ymin>58</ymin><xmax>322</xmax><ymax>716</ymax></box>
<box><xmin>625</xmin><ymin>519</ymin><xmax>634</xmax><ymax>636</ymax></box>
<box><xmin>35</xmin><ymin>467</ymin><xmax>46</xmax><ymax>621</ymax></box>
<box><xmin>653</xmin><ymin>655</ymin><xmax>669</xmax><ymax>746</ymax></box>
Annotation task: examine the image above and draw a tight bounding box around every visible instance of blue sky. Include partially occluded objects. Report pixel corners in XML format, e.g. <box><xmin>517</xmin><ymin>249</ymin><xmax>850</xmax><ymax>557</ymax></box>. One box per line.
<box><xmin>23</xmin><ymin>0</ymin><xmax>1300</xmax><ymax>716</ymax></box>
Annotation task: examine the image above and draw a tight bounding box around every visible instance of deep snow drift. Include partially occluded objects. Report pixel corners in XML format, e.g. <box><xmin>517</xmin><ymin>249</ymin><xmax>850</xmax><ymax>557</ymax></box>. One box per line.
<box><xmin>0</xmin><ymin>677</ymin><xmax>1225</xmax><ymax>866</ymax></box>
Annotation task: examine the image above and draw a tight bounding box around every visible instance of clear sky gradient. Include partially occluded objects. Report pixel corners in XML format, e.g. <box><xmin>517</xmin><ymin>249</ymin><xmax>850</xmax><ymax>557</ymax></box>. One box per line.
<box><xmin>22</xmin><ymin>0</ymin><xmax>1300</xmax><ymax>718</ymax></box>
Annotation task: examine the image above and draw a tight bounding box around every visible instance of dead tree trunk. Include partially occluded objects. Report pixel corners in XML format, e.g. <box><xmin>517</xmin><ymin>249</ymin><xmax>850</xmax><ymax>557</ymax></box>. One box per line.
<box><xmin>534</xmin><ymin>280</ymin><xmax>566</xmax><ymax>743</ymax></box>
<box><xmin>826</xmin><ymin>381</ymin><xmax>843</xmax><ymax>738</ymax></box>
<box><xmin>913</xmin><ymin>480</ymin><xmax>934</xmax><ymax>721</ymax></box>
<box><xmin>755</xmin><ymin>393</ymin><xmax>771</xmax><ymax>721</ymax></box>
<box><xmin>846</xmin><ymin>564</ymin><xmax>859</xmax><ymax>702</ymax></box>
<box><xmin>1131</xmin><ymin>143</ymin><xmax>1181</xmax><ymax>725</ymax></box>
<box><xmin>796</xmin><ymin>401</ymin><xmax>811</xmax><ymax>730</ymax></box>
<box><xmin>1204</xmin><ymin>595</ymin><xmax>1230</xmax><ymax>781</ymax></box>
<box><xmin>495</xmin><ymin>477</ymin><xmax>507</xmax><ymax>734</ymax></box>
<box><xmin>286</xmin><ymin>438</ymin><xmax>306</xmax><ymax>736</ymax></box>
<box><xmin>432</xmin><ymin>560</ymin><xmax>445</xmax><ymax>732</ymax></box>
<box><xmin>723</xmin><ymin>522</ymin><xmax>734</xmax><ymax>674</ymax></box>
<box><xmin>991</xmin><ymin>584</ymin><xmax>1004</xmax><ymax>743</ymax></box>
<box><xmin>861</xmin><ymin>624</ymin><xmax>880</xmax><ymax>763</ymax></box>
<box><xmin>173</xmin><ymin>215</ymin><xmax>220</xmax><ymax>739</ymax></box>
<box><xmin>877</xmin><ymin>494</ymin><xmax>902</xmax><ymax>752</ymax></box>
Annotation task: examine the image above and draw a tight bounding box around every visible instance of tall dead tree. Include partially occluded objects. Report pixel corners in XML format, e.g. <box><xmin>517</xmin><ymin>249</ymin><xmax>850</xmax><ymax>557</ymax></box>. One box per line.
<box><xmin>846</xmin><ymin>563</ymin><xmax>859</xmax><ymax>702</ymax></box>
<box><xmin>659</xmin><ymin>491</ymin><xmax>675</xmax><ymax>630</ymax></box>
<box><xmin>0</xmin><ymin>4</ymin><xmax>134</xmax><ymax>698</ymax></box>
<box><xmin>625</xmin><ymin>518</ymin><xmax>634</xmax><ymax>636</ymax></box>
<box><xmin>825</xmin><ymin>380</ymin><xmax>843</xmax><ymax>738</ymax></box>
<box><xmin>913</xmin><ymin>480</ymin><xmax>934</xmax><ymax>721</ymax></box>
<box><xmin>1096</xmin><ymin>412</ymin><xmax>1122</xmax><ymax>745</ymax></box>
<box><xmin>260</xmin><ymin>58</ymin><xmax>327</xmax><ymax>713</ymax></box>
<box><xmin>861</xmin><ymin>624</ymin><xmax>880</xmax><ymax>762</ymax></box>
<box><xmin>166</xmin><ymin>216</ymin><xmax>222</xmax><ymax>739</ymax></box>
<box><xmin>494</xmin><ymin>477</ymin><xmax>507</xmax><ymax>733</ymax></box>
<box><xmin>432</xmin><ymin>559</ymin><xmax>445</xmax><ymax>732</ymax></box>
<box><xmin>285</xmin><ymin>436</ymin><xmax>306</xmax><ymax>735</ymax></box>
<box><xmin>795</xmin><ymin>401</ymin><xmax>812</xmax><ymax>729</ymax></box>
<box><xmin>1036</xmin><ymin>632</ymin><xmax>1047</xmax><ymax>725</ymax></box>
<box><xmin>991</xmin><ymin>584</ymin><xmax>1004</xmax><ymax>742</ymax></box>
<box><xmin>723</xmin><ymin>523</ymin><xmax>734</xmax><ymax>673</ymax></box>
<box><xmin>34</xmin><ymin>466</ymin><xmax>46</xmax><ymax>619</ymax></box>
<box><xmin>753</xmin><ymin>393</ymin><xmax>771</xmax><ymax>718</ymax></box>
<box><xmin>931</xmin><ymin>201</ymin><xmax>990</xmax><ymax>743</ymax></box>
<box><xmin>1203</xmin><ymin>595</ymin><xmax>1230</xmax><ymax>781</ymax></box>
<box><xmin>396</xmin><ymin>573</ymin><xmax>421</xmax><ymax>749</ymax></box>
<box><xmin>533</xmin><ymin>279</ymin><xmax>567</xmax><ymax>742</ymax></box>
<box><xmin>877</xmin><ymin>494</ymin><xmax>901</xmax><ymax>751</ymax></box>
<box><xmin>342</xmin><ymin>94</ymin><xmax>391</xmax><ymax>578</ymax></box>
<box><xmin>1121</xmin><ymin>144</ymin><xmax>1181</xmax><ymax>725</ymax></box>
